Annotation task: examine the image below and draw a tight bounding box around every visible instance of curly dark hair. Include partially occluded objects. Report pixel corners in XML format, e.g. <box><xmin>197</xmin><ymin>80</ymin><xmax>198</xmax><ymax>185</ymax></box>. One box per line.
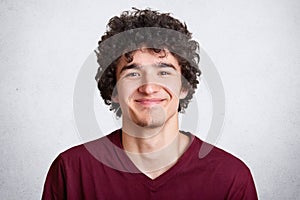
<box><xmin>95</xmin><ymin>8</ymin><xmax>201</xmax><ymax>117</ymax></box>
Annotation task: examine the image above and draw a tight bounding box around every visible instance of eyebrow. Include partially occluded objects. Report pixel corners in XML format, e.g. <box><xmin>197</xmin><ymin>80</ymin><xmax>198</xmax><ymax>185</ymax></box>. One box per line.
<box><xmin>119</xmin><ymin>62</ymin><xmax>177</xmax><ymax>74</ymax></box>
<box><xmin>119</xmin><ymin>64</ymin><xmax>140</xmax><ymax>74</ymax></box>
<box><xmin>157</xmin><ymin>62</ymin><xmax>177</xmax><ymax>70</ymax></box>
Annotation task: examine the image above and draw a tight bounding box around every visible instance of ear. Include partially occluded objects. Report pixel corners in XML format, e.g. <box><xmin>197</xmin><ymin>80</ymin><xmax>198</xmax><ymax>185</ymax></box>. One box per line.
<box><xmin>179</xmin><ymin>87</ymin><xmax>188</xmax><ymax>99</ymax></box>
<box><xmin>111</xmin><ymin>94</ymin><xmax>119</xmax><ymax>103</ymax></box>
<box><xmin>111</xmin><ymin>87</ymin><xmax>119</xmax><ymax>103</ymax></box>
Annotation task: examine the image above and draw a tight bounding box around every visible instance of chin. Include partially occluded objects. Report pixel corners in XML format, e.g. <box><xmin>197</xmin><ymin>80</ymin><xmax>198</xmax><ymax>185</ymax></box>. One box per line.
<box><xmin>129</xmin><ymin>107</ymin><xmax>166</xmax><ymax>126</ymax></box>
<box><xmin>134</xmin><ymin>118</ymin><xmax>165</xmax><ymax>128</ymax></box>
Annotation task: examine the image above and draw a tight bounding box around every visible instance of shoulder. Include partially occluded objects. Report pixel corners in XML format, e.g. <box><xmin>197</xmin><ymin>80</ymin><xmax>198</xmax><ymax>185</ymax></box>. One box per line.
<box><xmin>190</xmin><ymin>136</ymin><xmax>258</xmax><ymax>199</ymax></box>
<box><xmin>57</xmin><ymin>129</ymin><xmax>121</xmax><ymax>164</ymax></box>
<box><xmin>190</xmin><ymin>135</ymin><xmax>252</xmax><ymax>176</ymax></box>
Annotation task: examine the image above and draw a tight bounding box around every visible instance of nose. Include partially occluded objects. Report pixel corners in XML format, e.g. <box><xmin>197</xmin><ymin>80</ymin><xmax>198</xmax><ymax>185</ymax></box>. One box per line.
<box><xmin>137</xmin><ymin>71</ymin><xmax>161</xmax><ymax>94</ymax></box>
<box><xmin>138</xmin><ymin>83</ymin><xmax>161</xmax><ymax>94</ymax></box>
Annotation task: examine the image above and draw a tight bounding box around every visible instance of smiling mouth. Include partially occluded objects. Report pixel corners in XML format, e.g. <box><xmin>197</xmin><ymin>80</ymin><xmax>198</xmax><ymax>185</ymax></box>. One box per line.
<box><xmin>135</xmin><ymin>98</ymin><xmax>165</xmax><ymax>106</ymax></box>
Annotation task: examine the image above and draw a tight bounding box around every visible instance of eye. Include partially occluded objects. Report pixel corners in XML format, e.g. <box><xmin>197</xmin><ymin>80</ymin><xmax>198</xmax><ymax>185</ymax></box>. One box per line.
<box><xmin>125</xmin><ymin>72</ymin><xmax>140</xmax><ymax>77</ymax></box>
<box><xmin>158</xmin><ymin>71</ymin><xmax>171</xmax><ymax>76</ymax></box>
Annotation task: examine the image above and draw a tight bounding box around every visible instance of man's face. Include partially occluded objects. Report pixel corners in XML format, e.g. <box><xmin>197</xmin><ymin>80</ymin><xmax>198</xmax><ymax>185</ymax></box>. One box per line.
<box><xmin>113</xmin><ymin>49</ymin><xmax>188</xmax><ymax>129</ymax></box>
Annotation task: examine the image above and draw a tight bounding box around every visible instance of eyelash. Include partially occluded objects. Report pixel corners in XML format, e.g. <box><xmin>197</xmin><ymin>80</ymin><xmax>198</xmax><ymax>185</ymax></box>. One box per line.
<box><xmin>159</xmin><ymin>71</ymin><xmax>171</xmax><ymax>76</ymax></box>
<box><xmin>124</xmin><ymin>71</ymin><xmax>172</xmax><ymax>78</ymax></box>
<box><xmin>125</xmin><ymin>72</ymin><xmax>140</xmax><ymax>77</ymax></box>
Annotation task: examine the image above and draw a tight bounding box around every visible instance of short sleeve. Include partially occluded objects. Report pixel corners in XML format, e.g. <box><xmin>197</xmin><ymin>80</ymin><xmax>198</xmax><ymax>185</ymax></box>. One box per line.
<box><xmin>227</xmin><ymin>168</ymin><xmax>258</xmax><ymax>200</ymax></box>
<box><xmin>42</xmin><ymin>155</ymin><xmax>67</xmax><ymax>200</ymax></box>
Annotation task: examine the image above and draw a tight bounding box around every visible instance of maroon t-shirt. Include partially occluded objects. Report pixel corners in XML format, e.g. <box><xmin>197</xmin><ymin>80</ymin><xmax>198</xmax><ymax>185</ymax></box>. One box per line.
<box><xmin>42</xmin><ymin>130</ymin><xmax>258</xmax><ymax>199</ymax></box>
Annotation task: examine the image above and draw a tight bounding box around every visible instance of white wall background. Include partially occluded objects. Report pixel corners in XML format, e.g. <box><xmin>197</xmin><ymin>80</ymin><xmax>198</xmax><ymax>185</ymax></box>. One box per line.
<box><xmin>0</xmin><ymin>0</ymin><xmax>299</xmax><ymax>199</ymax></box>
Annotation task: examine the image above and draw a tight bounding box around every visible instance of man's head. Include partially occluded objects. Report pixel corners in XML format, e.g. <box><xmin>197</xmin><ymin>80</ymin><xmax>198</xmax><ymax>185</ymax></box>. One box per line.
<box><xmin>95</xmin><ymin>8</ymin><xmax>201</xmax><ymax>117</ymax></box>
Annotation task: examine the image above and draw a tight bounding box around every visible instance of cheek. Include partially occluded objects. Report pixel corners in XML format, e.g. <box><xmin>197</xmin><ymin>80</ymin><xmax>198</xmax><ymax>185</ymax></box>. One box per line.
<box><xmin>116</xmin><ymin>81</ymin><xmax>138</xmax><ymax>102</ymax></box>
<box><xmin>161</xmin><ymin>78</ymin><xmax>183</xmax><ymax>98</ymax></box>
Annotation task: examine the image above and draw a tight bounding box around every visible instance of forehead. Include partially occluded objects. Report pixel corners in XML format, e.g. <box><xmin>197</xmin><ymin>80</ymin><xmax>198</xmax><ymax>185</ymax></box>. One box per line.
<box><xmin>116</xmin><ymin>49</ymin><xmax>180</xmax><ymax>72</ymax></box>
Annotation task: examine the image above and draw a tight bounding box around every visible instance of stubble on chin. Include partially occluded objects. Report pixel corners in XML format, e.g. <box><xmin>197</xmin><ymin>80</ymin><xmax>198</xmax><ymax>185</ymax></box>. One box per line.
<box><xmin>129</xmin><ymin>106</ymin><xmax>166</xmax><ymax>128</ymax></box>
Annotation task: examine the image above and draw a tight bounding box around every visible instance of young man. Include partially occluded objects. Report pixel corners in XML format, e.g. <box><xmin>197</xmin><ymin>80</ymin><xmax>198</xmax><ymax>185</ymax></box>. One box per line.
<box><xmin>42</xmin><ymin>8</ymin><xmax>258</xmax><ymax>199</ymax></box>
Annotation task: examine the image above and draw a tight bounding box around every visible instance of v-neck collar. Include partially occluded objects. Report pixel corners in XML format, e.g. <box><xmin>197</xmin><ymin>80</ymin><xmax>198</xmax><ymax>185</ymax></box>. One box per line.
<box><xmin>110</xmin><ymin>129</ymin><xmax>198</xmax><ymax>190</ymax></box>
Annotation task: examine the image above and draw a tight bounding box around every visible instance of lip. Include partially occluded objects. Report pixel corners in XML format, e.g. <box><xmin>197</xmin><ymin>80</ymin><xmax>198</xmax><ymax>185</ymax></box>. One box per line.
<box><xmin>135</xmin><ymin>98</ymin><xmax>165</xmax><ymax>106</ymax></box>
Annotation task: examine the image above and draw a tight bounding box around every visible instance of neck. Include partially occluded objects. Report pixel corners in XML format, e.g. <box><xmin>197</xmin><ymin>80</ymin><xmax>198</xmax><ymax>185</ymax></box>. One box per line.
<box><xmin>121</xmin><ymin>113</ymin><xmax>190</xmax><ymax>179</ymax></box>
